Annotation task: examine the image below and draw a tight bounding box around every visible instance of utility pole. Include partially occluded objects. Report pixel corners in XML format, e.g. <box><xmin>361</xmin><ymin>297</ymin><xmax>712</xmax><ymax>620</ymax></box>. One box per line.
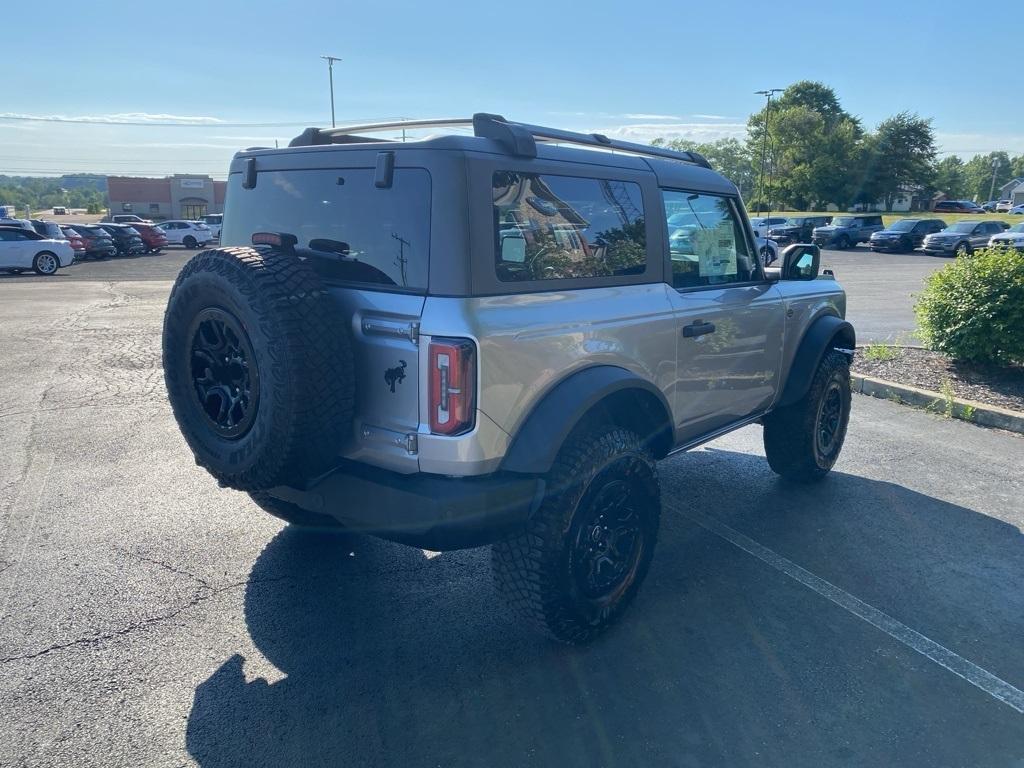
<box><xmin>754</xmin><ymin>89</ymin><xmax>783</xmax><ymax>218</ymax></box>
<box><xmin>988</xmin><ymin>157</ymin><xmax>1002</xmax><ymax>204</ymax></box>
<box><xmin>320</xmin><ymin>55</ymin><xmax>342</xmax><ymax>127</ymax></box>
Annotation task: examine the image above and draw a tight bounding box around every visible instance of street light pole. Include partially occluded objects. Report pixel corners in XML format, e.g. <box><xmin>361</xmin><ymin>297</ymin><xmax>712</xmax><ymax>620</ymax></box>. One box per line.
<box><xmin>320</xmin><ymin>55</ymin><xmax>342</xmax><ymax>127</ymax></box>
<box><xmin>754</xmin><ymin>88</ymin><xmax>783</xmax><ymax>218</ymax></box>
<box><xmin>988</xmin><ymin>157</ymin><xmax>1001</xmax><ymax>205</ymax></box>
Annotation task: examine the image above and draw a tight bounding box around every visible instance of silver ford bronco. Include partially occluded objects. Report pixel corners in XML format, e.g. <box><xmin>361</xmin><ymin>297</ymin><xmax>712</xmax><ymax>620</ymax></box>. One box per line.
<box><xmin>162</xmin><ymin>114</ymin><xmax>854</xmax><ymax>643</ymax></box>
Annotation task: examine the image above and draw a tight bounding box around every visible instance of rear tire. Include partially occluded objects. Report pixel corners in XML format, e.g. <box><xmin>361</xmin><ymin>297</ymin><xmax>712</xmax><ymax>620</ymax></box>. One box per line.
<box><xmin>763</xmin><ymin>350</ymin><xmax>851</xmax><ymax>483</ymax></box>
<box><xmin>32</xmin><ymin>251</ymin><xmax>59</xmax><ymax>275</ymax></box>
<box><xmin>163</xmin><ymin>246</ymin><xmax>355</xmax><ymax>491</ymax></box>
<box><xmin>492</xmin><ymin>425</ymin><xmax>660</xmax><ymax>644</ymax></box>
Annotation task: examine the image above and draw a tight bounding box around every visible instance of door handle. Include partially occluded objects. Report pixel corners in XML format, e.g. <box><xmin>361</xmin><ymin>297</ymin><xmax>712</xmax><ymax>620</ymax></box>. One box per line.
<box><xmin>683</xmin><ymin>320</ymin><xmax>716</xmax><ymax>338</ymax></box>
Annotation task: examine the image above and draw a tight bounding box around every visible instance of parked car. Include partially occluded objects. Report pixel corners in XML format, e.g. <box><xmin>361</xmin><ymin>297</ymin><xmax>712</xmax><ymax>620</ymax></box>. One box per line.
<box><xmin>0</xmin><ymin>217</ymin><xmax>35</xmax><ymax>231</ymax></box>
<box><xmin>995</xmin><ymin>200</ymin><xmax>1013</xmax><ymax>213</ymax></box>
<box><xmin>812</xmin><ymin>214</ymin><xmax>884</xmax><ymax>249</ymax></box>
<box><xmin>1009</xmin><ymin>204</ymin><xmax>1024</xmax><ymax>215</ymax></box>
<box><xmin>748</xmin><ymin>216</ymin><xmax>789</xmax><ymax>239</ymax></box>
<box><xmin>981</xmin><ymin>201</ymin><xmax>998</xmax><ymax>212</ymax></box>
<box><xmin>102</xmin><ymin>214</ymin><xmax>152</xmax><ymax>224</ymax></box>
<box><xmin>59</xmin><ymin>226</ymin><xmax>88</xmax><ymax>261</ymax></box>
<box><xmin>988</xmin><ymin>222</ymin><xmax>1024</xmax><ymax>250</ymax></box>
<box><xmin>922</xmin><ymin>220</ymin><xmax>1007</xmax><ymax>257</ymax></box>
<box><xmin>161</xmin><ymin>113</ymin><xmax>856</xmax><ymax>644</ymax></box>
<box><xmin>131</xmin><ymin>223</ymin><xmax>169</xmax><ymax>253</ymax></box>
<box><xmin>159</xmin><ymin>220</ymin><xmax>214</xmax><ymax>249</ymax></box>
<box><xmin>767</xmin><ymin>215</ymin><xmax>831</xmax><ymax>246</ymax></box>
<box><xmin>933</xmin><ymin>200</ymin><xmax>986</xmax><ymax>214</ymax></box>
<box><xmin>201</xmin><ymin>213</ymin><xmax>223</xmax><ymax>239</ymax></box>
<box><xmin>96</xmin><ymin>223</ymin><xmax>146</xmax><ymax>256</ymax></box>
<box><xmin>70</xmin><ymin>224</ymin><xmax>118</xmax><ymax>259</ymax></box>
<box><xmin>868</xmin><ymin>218</ymin><xmax>946</xmax><ymax>253</ymax></box>
<box><xmin>0</xmin><ymin>224</ymin><xmax>75</xmax><ymax>275</ymax></box>
<box><xmin>29</xmin><ymin>219</ymin><xmax>67</xmax><ymax>241</ymax></box>
<box><xmin>52</xmin><ymin>206</ymin><xmax>67</xmax><ymax>215</ymax></box>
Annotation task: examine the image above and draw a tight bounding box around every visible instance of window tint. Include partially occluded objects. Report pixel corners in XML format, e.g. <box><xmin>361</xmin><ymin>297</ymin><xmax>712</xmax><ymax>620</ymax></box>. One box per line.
<box><xmin>663</xmin><ymin>191</ymin><xmax>757</xmax><ymax>289</ymax></box>
<box><xmin>492</xmin><ymin>172</ymin><xmax>646</xmax><ymax>282</ymax></box>
<box><xmin>223</xmin><ymin>168</ymin><xmax>431</xmax><ymax>291</ymax></box>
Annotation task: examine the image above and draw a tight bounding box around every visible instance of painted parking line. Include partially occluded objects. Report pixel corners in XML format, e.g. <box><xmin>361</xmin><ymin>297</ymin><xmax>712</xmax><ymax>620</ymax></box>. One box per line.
<box><xmin>668</xmin><ymin>504</ymin><xmax>1024</xmax><ymax>715</ymax></box>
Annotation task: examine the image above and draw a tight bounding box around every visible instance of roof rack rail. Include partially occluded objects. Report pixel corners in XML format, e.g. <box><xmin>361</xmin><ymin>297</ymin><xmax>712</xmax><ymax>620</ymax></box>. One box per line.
<box><xmin>287</xmin><ymin>113</ymin><xmax>712</xmax><ymax>169</ymax></box>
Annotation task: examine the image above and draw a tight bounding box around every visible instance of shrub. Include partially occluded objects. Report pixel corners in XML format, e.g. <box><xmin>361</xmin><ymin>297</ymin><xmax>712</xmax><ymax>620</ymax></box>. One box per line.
<box><xmin>915</xmin><ymin>247</ymin><xmax>1024</xmax><ymax>365</ymax></box>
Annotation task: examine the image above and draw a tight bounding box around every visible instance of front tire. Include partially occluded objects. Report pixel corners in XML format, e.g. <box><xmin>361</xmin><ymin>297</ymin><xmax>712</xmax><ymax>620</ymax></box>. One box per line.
<box><xmin>183</xmin><ymin>236</ymin><xmax>197</xmax><ymax>249</ymax></box>
<box><xmin>763</xmin><ymin>349</ymin><xmax>851</xmax><ymax>483</ymax></box>
<box><xmin>33</xmin><ymin>251</ymin><xmax>59</xmax><ymax>275</ymax></box>
<box><xmin>492</xmin><ymin>426</ymin><xmax>660</xmax><ymax>644</ymax></box>
<box><xmin>836</xmin><ymin>235</ymin><xmax>851</xmax><ymax>250</ymax></box>
<box><xmin>955</xmin><ymin>241</ymin><xmax>971</xmax><ymax>257</ymax></box>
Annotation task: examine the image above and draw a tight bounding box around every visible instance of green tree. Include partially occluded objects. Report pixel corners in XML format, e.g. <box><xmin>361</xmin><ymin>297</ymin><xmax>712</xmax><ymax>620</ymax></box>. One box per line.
<box><xmin>963</xmin><ymin>152</ymin><xmax>1012</xmax><ymax>202</ymax></box>
<box><xmin>656</xmin><ymin>137</ymin><xmax>756</xmax><ymax>199</ymax></box>
<box><xmin>862</xmin><ymin>112</ymin><xmax>937</xmax><ymax>211</ymax></box>
<box><xmin>933</xmin><ymin>155</ymin><xmax>968</xmax><ymax>199</ymax></box>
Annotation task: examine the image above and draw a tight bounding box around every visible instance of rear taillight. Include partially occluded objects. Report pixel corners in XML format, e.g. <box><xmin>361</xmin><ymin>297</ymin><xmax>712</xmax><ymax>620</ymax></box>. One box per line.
<box><xmin>429</xmin><ymin>338</ymin><xmax>476</xmax><ymax>435</ymax></box>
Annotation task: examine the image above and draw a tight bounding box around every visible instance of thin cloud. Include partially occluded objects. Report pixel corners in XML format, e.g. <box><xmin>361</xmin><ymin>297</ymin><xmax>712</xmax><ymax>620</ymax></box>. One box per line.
<box><xmin>692</xmin><ymin>113</ymin><xmax>739</xmax><ymax>121</ymax></box>
<box><xmin>621</xmin><ymin>113</ymin><xmax>684</xmax><ymax>121</ymax></box>
<box><xmin>593</xmin><ymin>122</ymin><xmax>748</xmax><ymax>143</ymax></box>
<box><xmin>0</xmin><ymin>112</ymin><xmax>223</xmax><ymax>125</ymax></box>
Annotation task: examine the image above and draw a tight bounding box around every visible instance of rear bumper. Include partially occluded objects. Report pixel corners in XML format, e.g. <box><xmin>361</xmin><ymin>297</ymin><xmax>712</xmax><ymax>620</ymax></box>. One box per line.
<box><xmin>266</xmin><ymin>461</ymin><xmax>544</xmax><ymax>551</ymax></box>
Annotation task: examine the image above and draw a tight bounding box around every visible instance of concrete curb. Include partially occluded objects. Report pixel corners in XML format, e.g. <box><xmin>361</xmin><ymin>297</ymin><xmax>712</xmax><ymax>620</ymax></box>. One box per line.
<box><xmin>851</xmin><ymin>374</ymin><xmax>1024</xmax><ymax>434</ymax></box>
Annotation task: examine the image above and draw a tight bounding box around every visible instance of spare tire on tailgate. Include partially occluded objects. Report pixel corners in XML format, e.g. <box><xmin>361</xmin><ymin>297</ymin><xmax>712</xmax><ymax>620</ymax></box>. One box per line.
<box><xmin>162</xmin><ymin>246</ymin><xmax>354</xmax><ymax>491</ymax></box>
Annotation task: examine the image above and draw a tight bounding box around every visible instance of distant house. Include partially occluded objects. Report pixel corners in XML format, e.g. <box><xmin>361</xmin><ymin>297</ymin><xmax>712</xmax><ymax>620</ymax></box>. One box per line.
<box><xmin>998</xmin><ymin>178</ymin><xmax>1024</xmax><ymax>206</ymax></box>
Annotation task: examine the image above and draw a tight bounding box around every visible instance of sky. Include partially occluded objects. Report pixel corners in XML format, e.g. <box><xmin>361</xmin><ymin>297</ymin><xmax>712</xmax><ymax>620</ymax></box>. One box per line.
<box><xmin>2</xmin><ymin>0</ymin><xmax>1020</xmax><ymax>179</ymax></box>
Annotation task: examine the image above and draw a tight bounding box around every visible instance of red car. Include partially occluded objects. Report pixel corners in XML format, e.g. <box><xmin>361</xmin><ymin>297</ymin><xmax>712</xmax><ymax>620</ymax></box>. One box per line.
<box><xmin>131</xmin><ymin>223</ymin><xmax>169</xmax><ymax>253</ymax></box>
<box><xmin>59</xmin><ymin>225</ymin><xmax>88</xmax><ymax>261</ymax></box>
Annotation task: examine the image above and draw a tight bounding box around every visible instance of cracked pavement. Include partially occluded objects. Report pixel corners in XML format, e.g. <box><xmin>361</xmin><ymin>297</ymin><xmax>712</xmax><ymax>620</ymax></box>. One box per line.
<box><xmin>1</xmin><ymin>253</ymin><xmax>1023</xmax><ymax>767</ymax></box>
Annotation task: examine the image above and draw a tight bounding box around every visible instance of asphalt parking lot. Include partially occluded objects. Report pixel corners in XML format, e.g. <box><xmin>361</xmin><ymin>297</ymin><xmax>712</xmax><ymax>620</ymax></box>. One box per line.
<box><xmin>2</xmin><ymin>249</ymin><xmax>1021</xmax><ymax>767</ymax></box>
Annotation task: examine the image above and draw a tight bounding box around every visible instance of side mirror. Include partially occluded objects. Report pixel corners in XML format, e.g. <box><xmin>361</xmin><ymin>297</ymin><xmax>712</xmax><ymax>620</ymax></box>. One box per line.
<box><xmin>781</xmin><ymin>244</ymin><xmax>821</xmax><ymax>280</ymax></box>
<box><xmin>500</xmin><ymin>232</ymin><xmax>527</xmax><ymax>263</ymax></box>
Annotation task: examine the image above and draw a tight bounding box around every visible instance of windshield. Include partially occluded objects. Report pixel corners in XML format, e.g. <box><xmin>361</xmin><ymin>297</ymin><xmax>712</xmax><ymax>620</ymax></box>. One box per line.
<box><xmin>1008</xmin><ymin>223</ymin><xmax>1024</xmax><ymax>233</ymax></box>
<box><xmin>783</xmin><ymin>218</ymin><xmax>805</xmax><ymax>226</ymax></box>
<box><xmin>889</xmin><ymin>220</ymin><xmax>917</xmax><ymax>232</ymax></box>
<box><xmin>947</xmin><ymin>222</ymin><xmax>977</xmax><ymax>232</ymax></box>
<box><xmin>831</xmin><ymin>217</ymin><xmax>856</xmax><ymax>226</ymax></box>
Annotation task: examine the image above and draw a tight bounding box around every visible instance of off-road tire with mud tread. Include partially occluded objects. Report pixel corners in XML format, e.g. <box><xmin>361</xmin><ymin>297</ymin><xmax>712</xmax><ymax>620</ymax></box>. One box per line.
<box><xmin>763</xmin><ymin>349</ymin><xmax>851</xmax><ymax>483</ymax></box>
<box><xmin>492</xmin><ymin>426</ymin><xmax>660</xmax><ymax>645</ymax></box>
<box><xmin>163</xmin><ymin>246</ymin><xmax>354</xmax><ymax>492</ymax></box>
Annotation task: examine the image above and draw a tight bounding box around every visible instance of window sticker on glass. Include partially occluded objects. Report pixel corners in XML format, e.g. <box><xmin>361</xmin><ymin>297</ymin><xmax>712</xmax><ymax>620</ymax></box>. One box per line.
<box><xmin>693</xmin><ymin>221</ymin><xmax>737</xmax><ymax>278</ymax></box>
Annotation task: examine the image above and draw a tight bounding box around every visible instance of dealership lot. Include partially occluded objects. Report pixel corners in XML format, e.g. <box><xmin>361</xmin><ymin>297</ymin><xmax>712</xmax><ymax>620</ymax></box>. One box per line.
<box><xmin>1</xmin><ymin>243</ymin><xmax>948</xmax><ymax>343</ymax></box>
<box><xmin>1</xmin><ymin>251</ymin><xmax>1021</xmax><ymax>767</ymax></box>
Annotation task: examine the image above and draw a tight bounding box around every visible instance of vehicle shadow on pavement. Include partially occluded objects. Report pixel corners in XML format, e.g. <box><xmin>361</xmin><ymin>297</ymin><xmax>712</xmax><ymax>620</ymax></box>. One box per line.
<box><xmin>186</xmin><ymin>450</ymin><xmax>1024</xmax><ymax>768</ymax></box>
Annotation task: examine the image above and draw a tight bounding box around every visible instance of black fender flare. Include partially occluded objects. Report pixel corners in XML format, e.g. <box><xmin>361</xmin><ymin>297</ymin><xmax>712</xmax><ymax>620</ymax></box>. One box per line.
<box><xmin>776</xmin><ymin>315</ymin><xmax>855</xmax><ymax>407</ymax></box>
<box><xmin>501</xmin><ymin>365</ymin><xmax>673</xmax><ymax>475</ymax></box>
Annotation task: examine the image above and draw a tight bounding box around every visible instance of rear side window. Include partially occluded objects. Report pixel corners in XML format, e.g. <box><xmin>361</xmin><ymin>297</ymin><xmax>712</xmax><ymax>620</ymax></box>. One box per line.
<box><xmin>223</xmin><ymin>168</ymin><xmax>431</xmax><ymax>291</ymax></box>
<box><xmin>492</xmin><ymin>172</ymin><xmax>646</xmax><ymax>282</ymax></box>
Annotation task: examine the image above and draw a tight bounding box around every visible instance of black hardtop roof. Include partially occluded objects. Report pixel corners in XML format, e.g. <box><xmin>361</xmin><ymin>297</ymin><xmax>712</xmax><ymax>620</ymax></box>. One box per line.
<box><xmin>232</xmin><ymin>114</ymin><xmax>737</xmax><ymax>197</ymax></box>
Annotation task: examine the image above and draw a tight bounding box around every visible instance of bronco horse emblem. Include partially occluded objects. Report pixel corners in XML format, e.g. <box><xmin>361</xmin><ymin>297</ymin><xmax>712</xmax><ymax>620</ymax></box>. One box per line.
<box><xmin>384</xmin><ymin>360</ymin><xmax>408</xmax><ymax>393</ymax></box>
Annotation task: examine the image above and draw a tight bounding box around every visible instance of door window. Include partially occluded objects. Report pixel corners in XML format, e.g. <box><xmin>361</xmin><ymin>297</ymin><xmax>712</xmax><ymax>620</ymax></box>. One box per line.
<box><xmin>663</xmin><ymin>191</ymin><xmax>758</xmax><ymax>289</ymax></box>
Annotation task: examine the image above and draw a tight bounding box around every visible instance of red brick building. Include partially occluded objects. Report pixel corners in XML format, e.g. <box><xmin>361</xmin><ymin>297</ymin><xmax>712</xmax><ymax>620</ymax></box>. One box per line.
<box><xmin>107</xmin><ymin>175</ymin><xmax>226</xmax><ymax>220</ymax></box>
